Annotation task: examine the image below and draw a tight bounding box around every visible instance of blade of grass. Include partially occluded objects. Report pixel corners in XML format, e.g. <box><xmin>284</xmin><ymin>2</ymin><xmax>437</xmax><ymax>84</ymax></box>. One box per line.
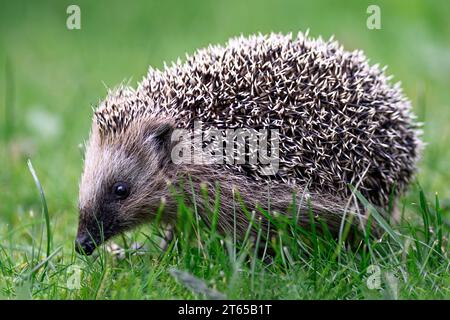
<box><xmin>27</xmin><ymin>246</ymin><xmax>62</xmax><ymax>278</ymax></box>
<box><xmin>435</xmin><ymin>193</ymin><xmax>443</xmax><ymax>255</ymax></box>
<box><xmin>351</xmin><ymin>187</ymin><xmax>404</xmax><ymax>250</ymax></box>
<box><xmin>27</xmin><ymin>159</ymin><xmax>52</xmax><ymax>279</ymax></box>
<box><xmin>418</xmin><ymin>187</ymin><xmax>431</xmax><ymax>243</ymax></box>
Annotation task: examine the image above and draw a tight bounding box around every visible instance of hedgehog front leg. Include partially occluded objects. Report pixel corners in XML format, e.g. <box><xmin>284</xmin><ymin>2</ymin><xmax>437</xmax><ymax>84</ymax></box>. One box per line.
<box><xmin>105</xmin><ymin>241</ymin><xmax>147</xmax><ymax>259</ymax></box>
<box><xmin>103</xmin><ymin>225</ymin><xmax>174</xmax><ymax>259</ymax></box>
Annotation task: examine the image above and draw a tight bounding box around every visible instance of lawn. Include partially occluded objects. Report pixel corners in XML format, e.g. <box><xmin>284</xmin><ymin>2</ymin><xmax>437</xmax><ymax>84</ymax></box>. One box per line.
<box><xmin>0</xmin><ymin>0</ymin><xmax>449</xmax><ymax>299</ymax></box>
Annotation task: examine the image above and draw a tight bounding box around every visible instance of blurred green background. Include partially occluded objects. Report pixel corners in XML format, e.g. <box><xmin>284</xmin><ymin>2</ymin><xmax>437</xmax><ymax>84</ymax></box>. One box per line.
<box><xmin>0</xmin><ymin>0</ymin><xmax>449</xmax><ymax>245</ymax></box>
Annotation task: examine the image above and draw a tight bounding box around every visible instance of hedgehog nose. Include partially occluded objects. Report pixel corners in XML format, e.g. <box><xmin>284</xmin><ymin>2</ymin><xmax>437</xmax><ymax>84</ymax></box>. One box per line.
<box><xmin>75</xmin><ymin>234</ymin><xmax>95</xmax><ymax>255</ymax></box>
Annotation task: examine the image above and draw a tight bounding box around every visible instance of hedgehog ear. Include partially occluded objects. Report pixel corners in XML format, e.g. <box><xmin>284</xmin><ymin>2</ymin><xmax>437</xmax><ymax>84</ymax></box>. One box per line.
<box><xmin>154</xmin><ymin>122</ymin><xmax>174</xmax><ymax>149</ymax></box>
<box><xmin>144</xmin><ymin>121</ymin><xmax>175</xmax><ymax>152</ymax></box>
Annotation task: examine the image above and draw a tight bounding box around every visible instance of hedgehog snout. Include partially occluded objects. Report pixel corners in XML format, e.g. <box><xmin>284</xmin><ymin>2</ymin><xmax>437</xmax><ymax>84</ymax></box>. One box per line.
<box><xmin>75</xmin><ymin>217</ymin><xmax>101</xmax><ymax>255</ymax></box>
<box><xmin>75</xmin><ymin>233</ymin><xmax>96</xmax><ymax>255</ymax></box>
<box><xmin>75</xmin><ymin>205</ymin><xmax>116</xmax><ymax>255</ymax></box>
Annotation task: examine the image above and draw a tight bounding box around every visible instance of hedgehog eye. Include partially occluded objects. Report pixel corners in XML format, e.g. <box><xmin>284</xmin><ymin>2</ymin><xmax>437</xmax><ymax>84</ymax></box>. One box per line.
<box><xmin>112</xmin><ymin>182</ymin><xmax>130</xmax><ymax>200</ymax></box>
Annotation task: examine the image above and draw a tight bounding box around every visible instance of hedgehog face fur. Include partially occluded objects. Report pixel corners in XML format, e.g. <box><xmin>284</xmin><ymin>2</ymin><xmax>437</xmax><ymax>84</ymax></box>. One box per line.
<box><xmin>76</xmin><ymin>116</ymin><xmax>175</xmax><ymax>254</ymax></box>
<box><xmin>76</xmin><ymin>32</ymin><xmax>421</xmax><ymax>255</ymax></box>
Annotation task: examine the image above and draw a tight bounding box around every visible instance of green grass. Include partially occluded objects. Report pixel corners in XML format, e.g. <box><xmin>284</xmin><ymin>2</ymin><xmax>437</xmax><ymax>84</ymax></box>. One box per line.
<box><xmin>0</xmin><ymin>0</ymin><xmax>449</xmax><ymax>299</ymax></box>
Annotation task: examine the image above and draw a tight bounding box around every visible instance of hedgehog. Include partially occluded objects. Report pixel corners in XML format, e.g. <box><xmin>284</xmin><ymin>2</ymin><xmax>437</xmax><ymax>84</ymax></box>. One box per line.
<box><xmin>75</xmin><ymin>32</ymin><xmax>421</xmax><ymax>255</ymax></box>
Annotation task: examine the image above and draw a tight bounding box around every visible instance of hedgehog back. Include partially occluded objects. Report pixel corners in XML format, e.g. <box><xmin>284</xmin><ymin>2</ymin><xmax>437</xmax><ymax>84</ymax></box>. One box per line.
<box><xmin>97</xmin><ymin>33</ymin><xmax>421</xmax><ymax>209</ymax></box>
